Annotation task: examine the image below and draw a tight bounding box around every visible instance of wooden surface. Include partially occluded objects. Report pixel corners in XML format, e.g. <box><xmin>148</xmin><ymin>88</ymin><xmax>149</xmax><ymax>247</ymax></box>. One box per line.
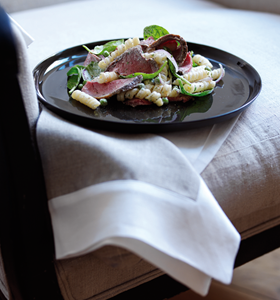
<box><xmin>170</xmin><ymin>248</ymin><xmax>280</xmax><ymax>300</ymax></box>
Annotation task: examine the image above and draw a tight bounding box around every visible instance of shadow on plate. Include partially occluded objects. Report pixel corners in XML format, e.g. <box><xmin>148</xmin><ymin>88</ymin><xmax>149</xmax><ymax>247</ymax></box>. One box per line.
<box><xmin>69</xmin><ymin>94</ymin><xmax>213</xmax><ymax>124</ymax></box>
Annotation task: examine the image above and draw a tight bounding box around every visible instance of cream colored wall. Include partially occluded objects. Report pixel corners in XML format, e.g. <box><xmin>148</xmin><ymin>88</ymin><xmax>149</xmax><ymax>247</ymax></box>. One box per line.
<box><xmin>207</xmin><ymin>0</ymin><xmax>280</xmax><ymax>14</ymax></box>
<box><xmin>1</xmin><ymin>0</ymin><xmax>77</xmax><ymax>13</ymax></box>
<box><xmin>2</xmin><ymin>0</ymin><xmax>280</xmax><ymax>14</ymax></box>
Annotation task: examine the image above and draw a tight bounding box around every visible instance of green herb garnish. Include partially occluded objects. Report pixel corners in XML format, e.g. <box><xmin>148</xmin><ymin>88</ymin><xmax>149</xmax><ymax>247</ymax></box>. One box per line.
<box><xmin>168</xmin><ymin>59</ymin><xmax>191</xmax><ymax>86</ymax></box>
<box><xmin>143</xmin><ymin>25</ymin><xmax>169</xmax><ymax>40</ymax></box>
<box><xmin>85</xmin><ymin>39</ymin><xmax>124</xmax><ymax>56</ymax></box>
<box><xmin>67</xmin><ymin>66</ymin><xmax>84</xmax><ymax>94</ymax></box>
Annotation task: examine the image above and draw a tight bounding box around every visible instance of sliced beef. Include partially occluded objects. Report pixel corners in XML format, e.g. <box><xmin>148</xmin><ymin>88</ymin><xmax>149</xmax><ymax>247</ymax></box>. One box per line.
<box><xmin>105</xmin><ymin>45</ymin><xmax>158</xmax><ymax>76</ymax></box>
<box><xmin>168</xmin><ymin>94</ymin><xmax>193</xmax><ymax>103</ymax></box>
<box><xmin>124</xmin><ymin>98</ymin><xmax>152</xmax><ymax>107</ymax></box>
<box><xmin>140</xmin><ymin>36</ymin><xmax>155</xmax><ymax>51</ymax></box>
<box><xmin>83</xmin><ymin>52</ymin><xmax>101</xmax><ymax>66</ymax></box>
<box><xmin>178</xmin><ymin>52</ymin><xmax>192</xmax><ymax>74</ymax></box>
<box><xmin>82</xmin><ymin>75</ymin><xmax>143</xmax><ymax>99</ymax></box>
<box><xmin>146</xmin><ymin>34</ymin><xmax>188</xmax><ymax>67</ymax></box>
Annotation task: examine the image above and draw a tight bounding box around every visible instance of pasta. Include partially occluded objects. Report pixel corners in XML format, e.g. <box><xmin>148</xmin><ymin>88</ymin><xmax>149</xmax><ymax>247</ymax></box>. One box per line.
<box><xmin>72</xmin><ymin>90</ymin><xmax>100</xmax><ymax>109</ymax></box>
<box><xmin>183</xmin><ymin>66</ymin><xmax>208</xmax><ymax>82</ymax></box>
<box><xmin>152</xmin><ymin>83</ymin><xmax>172</xmax><ymax>97</ymax></box>
<box><xmin>183</xmin><ymin>80</ymin><xmax>216</xmax><ymax>94</ymax></box>
<box><xmin>168</xmin><ymin>87</ymin><xmax>180</xmax><ymax>98</ymax></box>
<box><xmin>93</xmin><ymin>71</ymin><xmax>118</xmax><ymax>84</ymax></box>
<box><xmin>207</xmin><ymin>67</ymin><xmax>224</xmax><ymax>80</ymax></box>
<box><xmin>193</xmin><ymin>54</ymin><xmax>213</xmax><ymax>68</ymax></box>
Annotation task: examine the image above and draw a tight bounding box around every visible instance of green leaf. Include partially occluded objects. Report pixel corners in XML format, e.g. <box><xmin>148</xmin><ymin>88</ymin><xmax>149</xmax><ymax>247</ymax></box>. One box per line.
<box><xmin>67</xmin><ymin>65</ymin><xmax>84</xmax><ymax>76</ymax></box>
<box><xmin>83</xmin><ymin>45</ymin><xmax>93</xmax><ymax>53</ymax></box>
<box><xmin>84</xmin><ymin>61</ymin><xmax>102</xmax><ymax>80</ymax></box>
<box><xmin>168</xmin><ymin>59</ymin><xmax>191</xmax><ymax>86</ymax></box>
<box><xmin>67</xmin><ymin>66</ymin><xmax>83</xmax><ymax>94</ymax></box>
<box><xmin>91</xmin><ymin>39</ymin><xmax>124</xmax><ymax>55</ymax></box>
<box><xmin>143</xmin><ymin>25</ymin><xmax>169</xmax><ymax>40</ymax></box>
<box><xmin>120</xmin><ymin>60</ymin><xmax>168</xmax><ymax>80</ymax></box>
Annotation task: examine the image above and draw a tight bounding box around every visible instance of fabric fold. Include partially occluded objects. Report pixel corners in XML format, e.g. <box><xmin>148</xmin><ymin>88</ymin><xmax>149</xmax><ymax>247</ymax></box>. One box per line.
<box><xmin>48</xmin><ymin>179</ymin><xmax>240</xmax><ymax>296</ymax></box>
<box><xmin>37</xmin><ymin>108</ymin><xmax>240</xmax><ymax>296</ymax></box>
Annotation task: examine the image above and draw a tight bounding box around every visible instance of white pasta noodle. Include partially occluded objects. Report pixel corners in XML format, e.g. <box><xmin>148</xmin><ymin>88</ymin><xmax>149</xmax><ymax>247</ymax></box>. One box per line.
<box><xmin>183</xmin><ymin>80</ymin><xmax>216</xmax><ymax>94</ymax></box>
<box><xmin>152</xmin><ymin>85</ymin><xmax>162</xmax><ymax>94</ymax></box>
<box><xmin>157</xmin><ymin>73</ymin><xmax>168</xmax><ymax>83</ymax></box>
<box><xmin>117</xmin><ymin>88</ymin><xmax>151</xmax><ymax>101</ymax></box>
<box><xmin>125</xmin><ymin>88</ymin><xmax>139</xmax><ymax>100</ymax></box>
<box><xmin>72</xmin><ymin>90</ymin><xmax>100</xmax><ymax>110</ymax></box>
<box><xmin>208</xmin><ymin>67</ymin><xmax>224</xmax><ymax>80</ymax></box>
<box><xmin>155</xmin><ymin>98</ymin><xmax>163</xmax><ymax>106</ymax></box>
<box><xmin>169</xmin><ymin>87</ymin><xmax>180</xmax><ymax>98</ymax></box>
<box><xmin>152</xmin><ymin>83</ymin><xmax>172</xmax><ymax>97</ymax></box>
<box><xmin>116</xmin><ymin>92</ymin><xmax>125</xmax><ymax>101</ymax></box>
<box><xmin>160</xmin><ymin>65</ymin><xmax>169</xmax><ymax>77</ymax></box>
<box><xmin>98</xmin><ymin>37</ymin><xmax>140</xmax><ymax>69</ymax></box>
<box><xmin>183</xmin><ymin>67</ymin><xmax>208</xmax><ymax>82</ymax></box>
<box><xmin>115</xmin><ymin>43</ymin><xmax>126</xmax><ymax>56</ymax></box>
<box><xmin>144</xmin><ymin>80</ymin><xmax>154</xmax><ymax>91</ymax></box>
<box><xmin>143</xmin><ymin>52</ymin><xmax>154</xmax><ymax>60</ymax></box>
<box><xmin>144</xmin><ymin>51</ymin><xmax>167</xmax><ymax>67</ymax></box>
<box><xmin>136</xmin><ymin>88</ymin><xmax>151</xmax><ymax>99</ymax></box>
<box><xmin>153</xmin><ymin>52</ymin><xmax>167</xmax><ymax>66</ymax></box>
<box><xmin>93</xmin><ymin>71</ymin><xmax>118</xmax><ymax>84</ymax></box>
<box><xmin>121</xmin><ymin>86</ymin><xmax>163</xmax><ymax>106</ymax></box>
<box><xmin>193</xmin><ymin>54</ymin><xmax>213</xmax><ymax>68</ymax></box>
<box><xmin>145</xmin><ymin>91</ymin><xmax>162</xmax><ymax>104</ymax></box>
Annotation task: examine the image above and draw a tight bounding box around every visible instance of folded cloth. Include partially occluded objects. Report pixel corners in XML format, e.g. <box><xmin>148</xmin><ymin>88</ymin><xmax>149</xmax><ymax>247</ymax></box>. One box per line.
<box><xmin>160</xmin><ymin>115</ymin><xmax>239</xmax><ymax>174</ymax></box>
<box><xmin>37</xmin><ymin>108</ymin><xmax>240</xmax><ymax>296</ymax></box>
<box><xmin>8</xmin><ymin>15</ymin><xmax>34</xmax><ymax>46</ymax></box>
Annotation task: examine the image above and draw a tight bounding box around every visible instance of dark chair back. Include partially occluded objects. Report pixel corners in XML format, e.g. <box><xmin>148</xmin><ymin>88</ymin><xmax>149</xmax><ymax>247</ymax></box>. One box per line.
<box><xmin>0</xmin><ymin>6</ymin><xmax>63</xmax><ymax>300</ymax></box>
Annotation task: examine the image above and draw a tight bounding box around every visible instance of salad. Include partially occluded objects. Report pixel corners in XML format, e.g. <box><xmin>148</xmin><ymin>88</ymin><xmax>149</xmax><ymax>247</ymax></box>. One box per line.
<box><xmin>67</xmin><ymin>25</ymin><xmax>225</xmax><ymax>110</ymax></box>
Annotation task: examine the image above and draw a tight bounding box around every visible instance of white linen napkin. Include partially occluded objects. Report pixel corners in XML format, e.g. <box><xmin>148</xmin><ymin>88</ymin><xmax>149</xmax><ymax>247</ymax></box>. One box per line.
<box><xmin>8</xmin><ymin>15</ymin><xmax>34</xmax><ymax>46</ymax></box>
<box><xmin>37</xmin><ymin>108</ymin><xmax>240</xmax><ymax>296</ymax></box>
<box><xmin>160</xmin><ymin>116</ymin><xmax>239</xmax><ymax>174</ymax></box>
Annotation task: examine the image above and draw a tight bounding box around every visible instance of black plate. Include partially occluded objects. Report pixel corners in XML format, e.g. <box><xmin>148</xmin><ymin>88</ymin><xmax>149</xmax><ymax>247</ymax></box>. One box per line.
<box><xmin>33</xmin><ymin>39</ymin><xmax>261</xmax><ymax>133</ymax></box>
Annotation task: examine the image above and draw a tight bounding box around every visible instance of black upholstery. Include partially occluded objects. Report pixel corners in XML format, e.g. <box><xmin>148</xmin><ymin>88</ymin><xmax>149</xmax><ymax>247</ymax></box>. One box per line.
<box><xmin>0</xmin><ymin>6</ymin><xmax>63</xmax><ymax>300</ymax></box>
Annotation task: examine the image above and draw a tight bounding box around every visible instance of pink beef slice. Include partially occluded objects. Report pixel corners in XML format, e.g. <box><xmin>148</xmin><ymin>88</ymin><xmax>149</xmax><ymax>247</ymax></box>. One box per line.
<box><xmin>105</xmin><ymin>45</ymin><xmax>158</xmax><ymax>76</ymax></box>
<box><xmin>83</xmin><ymin>52</ymin><xmax>101</xmax><ymax>66</ymax></box>
<box><xmin>140</xmin><ymin>36</ymin><xmax>155</xmax><ymax>52</ymax></box>
<box><xmin>82</xmin><ymin>75</ymin><xmax>143</xmax><ymax>99</ymax></box>
<box><xmin>146</xmin><ymin>34</ymin><xmax>188</xmax><ymax>67</ymax></box>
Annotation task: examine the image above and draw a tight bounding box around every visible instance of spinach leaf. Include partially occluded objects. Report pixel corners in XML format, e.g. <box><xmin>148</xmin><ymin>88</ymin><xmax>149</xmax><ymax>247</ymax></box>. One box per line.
<box><xmin>67</xmin><ymin>66</ymin><xmax>83</xmax><ymax>94</ymax></box>
<box><xmin>168</xmin><ymin>59</ymin><xmax>190</xmax><ymax>86</ymax></box>
<box><xmin>91</xmin><ymin>39</ymin><xmax>124</xmax><ymax>55</ymax></box>
<box><xmin>143</xmin><ymin>25</ymin><xmax>169</xmax><ymax>40</ymax></box>
<box><xmin>120</xmin><ymin>60</ymin><xmax>167</xmax><ymax>80</ymax></box>
<box><xmin>84</xmin><ymin>61</ymin><xmax>102</xmax><ymax>81</ymax></box>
